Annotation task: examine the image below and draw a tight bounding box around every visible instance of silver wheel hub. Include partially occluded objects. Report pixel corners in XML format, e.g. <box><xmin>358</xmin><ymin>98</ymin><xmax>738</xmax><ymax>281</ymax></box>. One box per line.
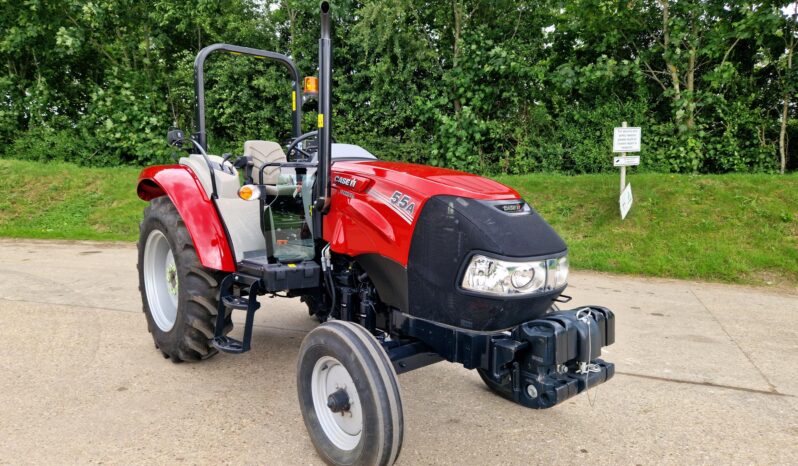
<box><xmin>143</xmin><ymin>230</ymin><xmax>179</xmax><ymax>332</ymax></box>
<box><xmin>311</xmin><ymin>356</ymin><xmax>363</xmax><ymax>451</ymax></box>
<box><xmin>166</xmin><ymin>260</ymin><xmax>178</xmax><ymax>296</ymax></box>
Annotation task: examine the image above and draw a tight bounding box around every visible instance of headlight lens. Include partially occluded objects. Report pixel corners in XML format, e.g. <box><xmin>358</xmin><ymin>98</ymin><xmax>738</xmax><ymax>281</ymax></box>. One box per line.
<box><xmin>555</xmin><ymin>256</ymin><xmax>568</xmax><ymax>288</ymax></box>
<box><xmin>461</xmin><ymin>254</ymin><xmax>568</xmax><ymax>296</ymax></box>
<box><xmin>510</xmin><ymin>268</ymin><xmax>535</xmax><ymax>289</ymax></box>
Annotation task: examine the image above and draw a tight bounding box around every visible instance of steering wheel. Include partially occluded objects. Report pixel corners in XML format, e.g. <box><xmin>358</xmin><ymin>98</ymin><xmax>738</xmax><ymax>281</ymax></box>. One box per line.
<box><xmin>285</xmin><ymin>131</ymin><xmax>335</xmax><ymax>161</ymax></box>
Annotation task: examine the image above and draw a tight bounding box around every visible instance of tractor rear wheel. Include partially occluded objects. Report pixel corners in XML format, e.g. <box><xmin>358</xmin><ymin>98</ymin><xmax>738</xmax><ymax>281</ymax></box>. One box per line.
<box><xmin>297</xmin><ymin>321</ymin><xmax>403</xmax><ymax>466</ymax></box>
<box><xmin>138</xmin><ymin>196</ymin><xmax>232</xmax><ymax>362</ymax></box>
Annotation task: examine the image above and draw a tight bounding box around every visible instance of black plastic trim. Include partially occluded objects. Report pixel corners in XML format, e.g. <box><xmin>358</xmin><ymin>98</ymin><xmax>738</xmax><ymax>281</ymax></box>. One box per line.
<box><xmin>355</xmin><ymin>254</ymin><xmax>408</xmax><ymax>311</ymax></box>
<box><xmin>406</xmin><ymin>195</ymin><xmax>570</xmax><ymax>331</ymax></box>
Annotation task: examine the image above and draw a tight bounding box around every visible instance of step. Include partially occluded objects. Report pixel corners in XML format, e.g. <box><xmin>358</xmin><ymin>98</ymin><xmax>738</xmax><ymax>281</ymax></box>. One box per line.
<box><xmin>222</xmin><ymin>295</ymin><xmax>260</xmax><ymax>311</ymax></box>
<box><xmin>211</xmin><ymin>336</ymin><xmax>245</xmax><ymax>354</ymax></box>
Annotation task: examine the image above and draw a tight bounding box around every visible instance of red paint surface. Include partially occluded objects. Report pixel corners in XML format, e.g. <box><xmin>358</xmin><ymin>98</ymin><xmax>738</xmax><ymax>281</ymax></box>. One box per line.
<box><xmin>137</xmin><ymin>165</ymin><xmax>235</xmax><ymax>272</ymax></box>
<box><xmin>323</xmin><ymin>161</ymin><xmax>520</xmax><ymax>266</ymax></box>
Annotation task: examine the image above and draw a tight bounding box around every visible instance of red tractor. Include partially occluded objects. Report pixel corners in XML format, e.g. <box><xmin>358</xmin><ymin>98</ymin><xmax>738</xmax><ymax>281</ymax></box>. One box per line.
<box><xmin>136</xmin><ymin>3</ymin><xmax>614</xmax><ymax>465</ymax></box>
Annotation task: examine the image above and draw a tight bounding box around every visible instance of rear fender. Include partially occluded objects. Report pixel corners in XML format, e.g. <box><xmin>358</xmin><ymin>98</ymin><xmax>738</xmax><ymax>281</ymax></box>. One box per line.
<box><xmin>137</xmin><ymin>165</ymin><xmax>235</xmax><ymax>272</ymax></box>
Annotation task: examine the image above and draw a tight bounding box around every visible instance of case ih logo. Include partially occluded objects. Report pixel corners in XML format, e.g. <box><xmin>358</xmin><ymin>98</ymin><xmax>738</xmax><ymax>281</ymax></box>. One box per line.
<box><xmin>498</xmin><ymin>202</ymin><xmax>525</xmax><ymax>213</ymax></box>
<box><xmin>334</xmin><ymin>176</ymin><xmax>357</xmax><ymax>189</ymax></box>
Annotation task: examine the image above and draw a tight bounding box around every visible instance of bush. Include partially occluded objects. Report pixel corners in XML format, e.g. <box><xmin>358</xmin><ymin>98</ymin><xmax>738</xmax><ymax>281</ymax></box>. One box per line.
<box><xmin>6</xmin><ymin>125</ymin><xmax>84</xmax><ymax>165</ymax></box>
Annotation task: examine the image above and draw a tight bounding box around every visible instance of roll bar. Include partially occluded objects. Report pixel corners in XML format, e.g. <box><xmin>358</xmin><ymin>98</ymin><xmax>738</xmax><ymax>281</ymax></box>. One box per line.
<box><xmin>193</xmin><ymin>44</ymin><xmax>304</xmax><ymax>151</ymax></box>
<box><xmin>190</xmin><ymin>3</ymin><xmax>333</xmax><ymax>238</ymax></box>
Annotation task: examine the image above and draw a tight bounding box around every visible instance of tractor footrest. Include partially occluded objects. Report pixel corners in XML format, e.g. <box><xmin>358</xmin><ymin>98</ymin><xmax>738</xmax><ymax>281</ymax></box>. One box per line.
<box><xmin>222</xmin><ymin>295</ymin><xmax>259</xmax><ymax>311</ymax></box>
<box><xmin>212</xmin><ymin>336</ymin><xmax>246</xmax><ymax>354</ymax></box>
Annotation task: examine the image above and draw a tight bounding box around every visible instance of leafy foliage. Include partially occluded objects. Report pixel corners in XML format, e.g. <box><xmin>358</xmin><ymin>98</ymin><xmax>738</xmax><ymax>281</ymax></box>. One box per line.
<box><xmin>0</xmin><ymin>0</ymin><xmax>796</xmax><ymax>173</ymax></box>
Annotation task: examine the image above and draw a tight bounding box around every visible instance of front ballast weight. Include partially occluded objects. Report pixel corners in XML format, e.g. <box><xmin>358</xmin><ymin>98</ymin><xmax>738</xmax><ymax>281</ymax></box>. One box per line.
<box><xmin>485</xmin><ymin>306</ymin><xmax>615</xmax><ymax>408</ymax></box>
<box><xmin>388</xmin><ymin>306</ymin><xmax>615</xmax><ymax>409</ymax></box>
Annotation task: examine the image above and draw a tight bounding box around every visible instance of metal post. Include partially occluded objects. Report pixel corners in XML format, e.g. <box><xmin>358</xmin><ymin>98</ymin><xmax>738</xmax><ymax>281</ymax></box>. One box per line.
<box><xmin>315</xmin><ymin>1</ymin><xmax>332</xmax><ymax>219</ymax></box>
<box><xmin>620</xmin><ymin>121</ymin><xmax>627</xmax><ymax>195</ymax></box>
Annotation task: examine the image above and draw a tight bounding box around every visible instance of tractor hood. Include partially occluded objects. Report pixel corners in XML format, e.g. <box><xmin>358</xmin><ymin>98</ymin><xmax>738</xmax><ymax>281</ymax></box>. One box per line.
<box><xmin>326</xmin><ymin>158</ymin><xmax>566</xmax><ymax>263</ymax></box>
<box><xmin>332</xmin><ymin>161</ymin><xmax>520</xmax><ymax>201</ymax></box>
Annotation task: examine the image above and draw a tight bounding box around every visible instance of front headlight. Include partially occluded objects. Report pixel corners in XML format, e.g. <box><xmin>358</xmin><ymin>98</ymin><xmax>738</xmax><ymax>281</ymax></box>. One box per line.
<box><xmin>461</xmin><ymin>254</ymin><xmax>568</xmax><ymax>296</ymax></box>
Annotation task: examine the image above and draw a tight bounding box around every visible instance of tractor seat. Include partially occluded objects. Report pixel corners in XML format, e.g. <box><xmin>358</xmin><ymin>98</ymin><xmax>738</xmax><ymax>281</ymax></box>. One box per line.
<box><xmin>245</xmin><ymin>140</ymin><xmax>286</xmax><ymax>184</ymax></box>
<box><xmin>244</xmin><ymin>140</ymin><xmax>296</xmax><ymax>196</ymax></box>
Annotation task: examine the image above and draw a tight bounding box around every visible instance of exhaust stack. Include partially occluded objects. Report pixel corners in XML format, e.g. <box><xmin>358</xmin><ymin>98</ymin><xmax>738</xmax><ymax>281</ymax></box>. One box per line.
<box><xmin>316</xmin><ymin>1</ymin><xmax>332</xmax><ymax>214</ymax></box>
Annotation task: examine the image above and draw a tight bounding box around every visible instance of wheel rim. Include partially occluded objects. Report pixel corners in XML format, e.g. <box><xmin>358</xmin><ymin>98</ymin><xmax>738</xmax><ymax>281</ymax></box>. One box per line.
<box><xmin>143</xmin><ymin>229</ymin><xmax>179</xmax><ymax>332</ymax></box>
<box><xmin>311</xmin><ymin>356</ymin><xmax>363</xmax><ymax>451</ymax></box>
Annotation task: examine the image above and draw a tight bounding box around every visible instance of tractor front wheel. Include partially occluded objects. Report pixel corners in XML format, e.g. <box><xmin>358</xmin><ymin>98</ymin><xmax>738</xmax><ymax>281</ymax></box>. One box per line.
<box><xmin>137</xmin><ymin>196</ymin><xmax>232</xmax><ymax>362</ymax></box>
<box><xmin>297</xmin><ymin>321</ymin><xmax>403</xmax><ymax>466</ymax></box>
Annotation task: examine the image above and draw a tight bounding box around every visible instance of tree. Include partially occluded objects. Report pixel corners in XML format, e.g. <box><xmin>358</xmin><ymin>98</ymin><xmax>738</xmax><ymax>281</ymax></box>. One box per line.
<box><xmin>777</xmin><ymin>4</ymin><xmax>796</xmax><ymax>174</ymax></box>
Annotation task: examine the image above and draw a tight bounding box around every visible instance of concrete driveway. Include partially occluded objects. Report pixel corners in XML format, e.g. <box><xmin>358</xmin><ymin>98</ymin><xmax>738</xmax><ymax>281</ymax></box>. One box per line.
<box><xmin>0</xmin><ymin>238</ymin><xmax>796</xmax><ymax>465</ymax></box>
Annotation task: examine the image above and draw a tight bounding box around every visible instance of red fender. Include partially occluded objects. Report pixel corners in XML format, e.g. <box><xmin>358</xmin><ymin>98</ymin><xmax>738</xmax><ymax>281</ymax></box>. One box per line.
<box><xmin>137</xmin><ymin>165</ymin><xmax>236</xmax><ymax>272</ymax></box>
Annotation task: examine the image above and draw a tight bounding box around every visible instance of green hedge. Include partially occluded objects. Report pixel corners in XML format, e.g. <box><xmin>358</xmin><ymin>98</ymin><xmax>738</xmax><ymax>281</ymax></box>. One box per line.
<box><xmin>1</xmin><ymin>1</ymin><xmax>795</xmax><ymax>174</ymax></box>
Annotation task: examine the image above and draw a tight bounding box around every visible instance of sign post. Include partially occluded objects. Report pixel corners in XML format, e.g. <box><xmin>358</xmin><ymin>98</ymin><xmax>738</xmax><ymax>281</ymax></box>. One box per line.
<box><xmin>612</xmin><ymin>122</ymin><xmax>641</xmax><ymax>218</ymax></box>
<box><xmin>619</xmin><ymin>122</ymin><xmax>627</xmax><ymax>194</ymax></box>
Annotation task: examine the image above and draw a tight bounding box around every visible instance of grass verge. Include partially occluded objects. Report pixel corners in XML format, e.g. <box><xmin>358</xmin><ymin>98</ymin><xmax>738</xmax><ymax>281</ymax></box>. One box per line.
<box><xmin>1</xmin><ymin>159</ymin><xmax>796</xmax><ymax>288</ymax></box>
<box><xmin>0</xmin><ymin>159</ymin><xmax>145</xmax><ymax>241</ymax></box>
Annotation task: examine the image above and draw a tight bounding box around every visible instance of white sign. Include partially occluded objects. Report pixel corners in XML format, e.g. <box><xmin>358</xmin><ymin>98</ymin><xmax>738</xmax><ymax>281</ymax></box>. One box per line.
<box><xmin>620</xmin><ymin>183</ymin><xmax>633</xmax><ymax>219</ymax></box>
<box><xmin>613</xmin><ymin>127</ymin><xmax>641</xmax><ymax>153</ymax></box>
<box><xmin>613</xmin><ymin>155</ymin><xmax>640</xmax><ymax>167</ymax></box>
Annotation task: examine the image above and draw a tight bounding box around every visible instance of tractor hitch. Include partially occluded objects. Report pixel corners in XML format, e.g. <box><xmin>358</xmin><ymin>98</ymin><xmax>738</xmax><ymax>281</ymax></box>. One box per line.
<box><xmin>490</xmin><ymin>357</ymin><xmax>614</xmax><ymax>409</ymax></box>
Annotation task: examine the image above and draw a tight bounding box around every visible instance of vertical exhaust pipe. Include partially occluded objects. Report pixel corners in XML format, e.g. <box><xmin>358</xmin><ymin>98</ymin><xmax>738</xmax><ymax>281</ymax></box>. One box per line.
<box><xmin>315</xmin><ymin>1</ymin><xmax>332</xmax><ymax>215</ymax></box>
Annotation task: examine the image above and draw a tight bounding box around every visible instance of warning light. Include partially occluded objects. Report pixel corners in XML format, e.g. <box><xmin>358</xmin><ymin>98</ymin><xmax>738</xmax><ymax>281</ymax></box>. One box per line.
<box><xmin>304</xmin><ymin>76</ymin><xmax>319</xmax><ymax>95</ymax></box>
<box><xmin>238</xmin><ymin>185</ymin><xmax>261</xmax><ymax>201</ymax></box>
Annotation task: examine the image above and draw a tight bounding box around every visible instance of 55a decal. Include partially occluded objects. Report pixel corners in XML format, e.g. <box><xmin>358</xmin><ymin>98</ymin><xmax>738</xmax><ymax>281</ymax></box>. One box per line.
<box><xmin>368</xmin><ymin>189</ymin><xmax>416</xmax><ymax>224</ymax></box>
<box><xmin>390</xmin><ymin>191</ymin><xmax>416</xmax><ymax>214</ymax></box>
